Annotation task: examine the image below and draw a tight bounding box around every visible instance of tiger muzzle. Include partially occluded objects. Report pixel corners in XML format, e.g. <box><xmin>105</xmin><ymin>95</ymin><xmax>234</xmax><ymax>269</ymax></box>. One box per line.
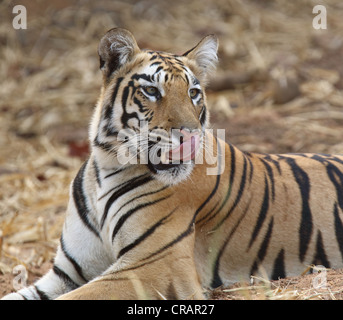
<box><xmin>148</xmin><ymin>129</ymin><xmax>201</xmax><ymax>172</ymax></box>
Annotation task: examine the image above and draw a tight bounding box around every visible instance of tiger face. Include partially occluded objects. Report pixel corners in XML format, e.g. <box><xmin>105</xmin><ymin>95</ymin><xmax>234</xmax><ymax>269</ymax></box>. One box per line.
<box><xmin>90</xmin><ymin>28</ymin><xmax>218</xmax><ymax>184</ymax></box>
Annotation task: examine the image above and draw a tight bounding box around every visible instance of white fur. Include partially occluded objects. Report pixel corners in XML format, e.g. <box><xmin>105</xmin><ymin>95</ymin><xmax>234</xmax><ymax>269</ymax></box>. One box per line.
<box><xmin>188</xmin><ymin>35</ymin><xmax>218</xmax><ymax>79</ymax></box>
<box><xmin>109</xmin><ymin>34</ymin><xmax>137</xmax><ymax>66</ymax></box>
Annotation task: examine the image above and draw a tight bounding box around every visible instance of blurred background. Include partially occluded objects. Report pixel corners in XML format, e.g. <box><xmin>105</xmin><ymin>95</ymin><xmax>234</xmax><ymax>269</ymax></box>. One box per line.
<box><xmin>1</xmin><ymin>0</ymin><xmax>343</xmax><ymax>296</ymax></box>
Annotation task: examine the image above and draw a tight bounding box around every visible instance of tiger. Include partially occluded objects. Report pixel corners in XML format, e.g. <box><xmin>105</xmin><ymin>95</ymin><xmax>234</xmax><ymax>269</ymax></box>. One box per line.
<box><xmin>2</xmin><ymin>27</ymin><xmax>343</xmax><ymax>300</ymax></box>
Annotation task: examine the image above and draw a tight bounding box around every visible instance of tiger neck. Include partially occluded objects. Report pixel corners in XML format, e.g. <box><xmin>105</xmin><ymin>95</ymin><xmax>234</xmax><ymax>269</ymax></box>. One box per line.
<box><xmin>192</xmin><ymin>137</ymin><xmax>267</xmax><ymax>231</ymax></box>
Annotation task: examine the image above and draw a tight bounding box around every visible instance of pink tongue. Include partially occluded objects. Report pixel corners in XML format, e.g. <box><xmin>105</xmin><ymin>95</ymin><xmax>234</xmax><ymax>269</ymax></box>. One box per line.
<box><xmin>168</xmin><ymin>134</ymin><xmax>200</xmax><ymax>162</ymax></box>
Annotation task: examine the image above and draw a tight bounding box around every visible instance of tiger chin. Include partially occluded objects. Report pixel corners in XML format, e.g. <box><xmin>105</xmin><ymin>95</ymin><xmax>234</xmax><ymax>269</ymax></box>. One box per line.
<box><xmin>3</xmin><ymin>28</ymin><xmax>343</xmax><ymax>300</ymax></box>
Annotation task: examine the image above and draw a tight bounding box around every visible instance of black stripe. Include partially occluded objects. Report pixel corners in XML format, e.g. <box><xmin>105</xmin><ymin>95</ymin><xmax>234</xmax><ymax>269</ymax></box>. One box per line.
<box><xmin>246</xmin><ymin>154</ymin><xmax>254</xmax><ymax>183</ymax></box>
<box><xmin>150</xmin><ymin>61</ymin><xmax>162</xmax><ymax>67</ymax></box>
<box><xmin>53</xmin><ymin>265</ymin><xmax>79</xmax><ymax>291</ymax></box>
<box><xmin>329</xmin><ymin>155</ymin><xmax>343</xmax><ymax>166</ymax></box>
<box><xmin>60</xmin><ymin>234</ymin><xmax>88</xmax><ymax>283</ymax></box>
<box><xmin>286</xmin><ymin>157</ymin><xmax>312</xmax><ymax>262</ymax></box>
<box><xmin>103</xmin><ymin>113</ymin><xmax>119</xmax><ymax>138</ymax></box>
<box><xmin>72</xmin><ymin>160</ymin><xmax>101</xmax><ymax>239</ymax></box>
<box><xmin>34</xmin><ymin>285</ymin><xmax>50</xmax><ymax>300</ymax></box>
<box><xmin>262</xmin><ymin>155</ymin><xmax>282</xmax><ymax>175</ymax></box>
<box><xmin>228</xmin><ymin>144</ymin><xmax>236</xmax><ymax>188</ymax></box>
<box><xmin>260</xmin><ymin>158</ymin><xmax>275</xmax><ymax>201</ymax></box>
<box><xmin>209</xmin><ymin>154</ymin><xmax>248</xmax><ymax>231</ymax></box>
<box><xmin>117</xmin><ymin>209</ymin><xmax>175</xmax><ymax>259</ymax></box>
<box><xmin>307</xmin><ymin>155</ymin><xmax>343</xmax><ymax>262</ymax></box>
<box><xmin>101</xmin><ymin>77</ymin><xmax>124</xmax><ymax>137</ymax></box>
<box><xmin>333</xmin><ymin>202</ymin><xmax>343</xmax><ymax>262</ymax></box>
<box><xmin>223</xmin><ymin>154</ymin><xmax>247</xmax><ymax>222</ymax></box>
<box><xmin>310</xmin><ymin>154</ymin><xmax>343</xmax><ymax>210</ymax></box>
<box><xmin>196</xmin><ymin>200</ymin><xmax>220</xmax><ymax>226</ymax></box>
<box><xmin>184</xmin><ymin>73</ymin><xmax>190</xmax><ymax>85</ymax></box>
<box><xmin>193</xmin><ymin>136</ymin><xmax>222</xmax><ymax>219</ymax></box>
<box><xmin>115</xmin><ymin>252</ymin><xmax>171</xmax><ymax>275</ymax></box>
<box><xmin>99</xmin><ymin>173</ymin><xmax>149</xmax><ymax>201</ymax></box>
<box><xmin>192</xmin><ymin>77</ymin><xmax>200</xmax><ymax>86</ymax></box>
<box><xmin>182</xmin><ymin>44</ymin><xmax>198</xmax><ymax>57</ymax></box>
<box><xmin>101</xmin><ymin>174</ymin><xmax>153</xmax><ymax>228</ymax></box>
<box><xmin>110</xmin><ymin>77</ymin><xmax>124</xmax><ymax>106</ymax></box>
<box><xmin>114</xmin><ymin>186</ymin><xmax>169</xmax><ymax>217</ymax></box>
<box><xmin>271</xmin><ymin>248</ymin><xmax>286</xmax><ymax>280</ymax></box>
<box><xmin>211</xmin><ymin>198</ymin><xmax>253</xmax><ymax>288</ymax></box>
<box><xmin>93</xmin><ymin>159</ymin><xmax>101</xmax><ymax>188</ymax></box>
<box><xmin>131</xmin><ymin>73</ymin><xmax>153</xmax><ymax>83</ymax></box>
<box><xmin>199</xmin><ymin>105</ymin><xmax>207</xmax><ymax>126</ymax></box>
<box><xmin>149</xmin><ymin>54</ymin><xmax>158</xmax><ymax>61</ymax></box>
<box><xmin>112</xmin><ymin>196</ymin><xmax>171</xmax><ymax>242</ymax></box>
<box><xmin>154</xmin><ymin>65</ymin><xmax>163</xmax><ymax>74</ymax></box>
<box><xmin>312</xmin><ymin>231</ymin><xmax>330</xmax><ymax>268</ymax></box>
<box><xmin>199</xmin><ymin>142</ymin><xmax>232</xmax><ymax>227</ymax></box>
<box><xmin>133</xmin><ymin>96</ymin><xmax>149</xmax><ymax>113</ymax></box>
<box><xmin>93</xmin><ymin>134</ymin><xmax>113</xmax><ymax>152</ymax></box>
<box><xmin>248</xmin><ymin>175</ymin><xmax>270</xmax><ymax>249</ymax></box>
<box><xmin>140</xmin><ymin>220</ymin><xmax>195</xmax><ymax>263</ymax></box>
<box><xmin>311</xmin><ymin>154</ymin><xmax>343</xmax><ymax>210</ymax></box>
<box><xmin>121</xmin><ymin>80</ymin><xmax>140</xmax><ymax>128</ymax></box>
<box><xmin>250</xmin><ymin>217</ymin><xmax>274</xmax><ymax>276</ymax></box>
<box><xmin>104</xmin><ymin>167</ymin><xmax>127</xmax><ymax>179</ymax></box>
<box><xmin>103</xmin><ymin>103</ymin><xmax>112</xmax><ymax>121</ymax></box>
<box><xmin>18</xmin><ymin>293</ymin><xmax>28</xmax><ymax>300</ymax></box>
<box><xmin>325</xmin><ymin>162</ymin><xmax>343</xmax><ymax>211</ymax></box>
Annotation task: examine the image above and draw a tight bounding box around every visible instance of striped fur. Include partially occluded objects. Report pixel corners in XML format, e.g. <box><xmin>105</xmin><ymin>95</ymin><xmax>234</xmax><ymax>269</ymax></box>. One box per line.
<box><xmin>2</xmin><ymin>28</ymin><xmax>343</xmax><ymax>300</ymax></box>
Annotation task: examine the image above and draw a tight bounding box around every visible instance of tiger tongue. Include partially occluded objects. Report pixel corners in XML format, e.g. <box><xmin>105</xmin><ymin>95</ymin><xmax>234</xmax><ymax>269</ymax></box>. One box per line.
<box><xmin>167</xmin><ymin>134</ymin><xmax>200</xmax><ymax>162</ymax></box>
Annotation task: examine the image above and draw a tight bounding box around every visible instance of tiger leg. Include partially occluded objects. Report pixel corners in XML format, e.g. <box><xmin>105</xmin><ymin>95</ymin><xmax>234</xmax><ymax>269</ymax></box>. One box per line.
<box><xmin>2</xmin><ymin>233</ymin><xmax>108</xmax><ymax>300</ymax></box>
<box><xmin>57</xmin><ymin>233</ymin><xmax>204</xmax><ymax>300</ymax></box>
<box><xmin>2</xmin><ymin>192</ymin><xmax>110</xmax><ymax>300</ymax></box>
<box><xmin>1</xmin><ymin>246</ymin><xmax>83</xmax><ymax>300</ymax></box>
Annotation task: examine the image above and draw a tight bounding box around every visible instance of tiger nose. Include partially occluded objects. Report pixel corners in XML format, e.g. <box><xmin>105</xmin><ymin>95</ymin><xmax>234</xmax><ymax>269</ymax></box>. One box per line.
<box><xmin>172</xmin><ymin>126</ymin><xmax>200</xmax><ymax>143</ymax></box>
<box><xmin>179</xmin><ymin>127</ymin><xmax>200</xmax><ymax>140</ymax></box>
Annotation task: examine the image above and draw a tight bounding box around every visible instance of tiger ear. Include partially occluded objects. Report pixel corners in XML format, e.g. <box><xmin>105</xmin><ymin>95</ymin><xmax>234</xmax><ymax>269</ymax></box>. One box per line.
<box><xmin>183</xmin><ymin>35</ymin><xmax>218</xmax><ymax>82</ymax></box>
<box><xmin>98</xmin><ymin>28</ymin><xmax>140</xmax><ymax>81</ymax></box>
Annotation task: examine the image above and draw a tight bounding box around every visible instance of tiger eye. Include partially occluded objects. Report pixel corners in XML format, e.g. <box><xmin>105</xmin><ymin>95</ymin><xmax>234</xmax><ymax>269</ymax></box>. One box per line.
<box><xmin>189</xmin><ymin>88</ymin><xmax>199</xmax><ymax>98</ymax></box>
<box><xmin>145</xmin><ymin>86</ymin><xmax>158</xmax><ymax>96</ymax></box>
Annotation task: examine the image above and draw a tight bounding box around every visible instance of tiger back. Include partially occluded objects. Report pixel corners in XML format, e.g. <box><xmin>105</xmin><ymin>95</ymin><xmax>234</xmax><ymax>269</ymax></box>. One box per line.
<box><xmin>2</xmin><ymin>28</ymin><xmax>343</xmax><ymax>300</ymax></box>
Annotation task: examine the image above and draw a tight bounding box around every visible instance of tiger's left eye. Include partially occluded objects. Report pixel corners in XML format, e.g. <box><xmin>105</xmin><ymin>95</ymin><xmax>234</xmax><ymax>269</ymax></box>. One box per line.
<box><xmin>144</xmin><ymin>86</ymin><xmax>159</xmax><ymax>96</ymax></box>
<box><xmin>189</xmin><ymin>88</ymin><xmax>200</xmax><ymax>99</ymax></box>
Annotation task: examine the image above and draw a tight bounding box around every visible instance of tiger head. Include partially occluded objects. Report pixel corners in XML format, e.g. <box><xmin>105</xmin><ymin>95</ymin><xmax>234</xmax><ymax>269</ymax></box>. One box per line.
<box><xmin>90</xmin><ymin>28</ymin><xmax>218</xmax><ymax>184</ymax></box>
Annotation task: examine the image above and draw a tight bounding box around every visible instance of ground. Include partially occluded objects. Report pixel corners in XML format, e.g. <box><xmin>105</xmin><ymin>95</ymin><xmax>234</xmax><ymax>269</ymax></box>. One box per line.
<box><xmin>1</xmin><ymin>0</ymin><xmax>343</xmax><ymax>299</ymax></box>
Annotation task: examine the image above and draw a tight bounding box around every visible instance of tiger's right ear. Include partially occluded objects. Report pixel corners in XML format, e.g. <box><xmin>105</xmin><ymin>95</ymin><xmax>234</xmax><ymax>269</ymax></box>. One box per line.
<box><xmin>98</xmin><ymin>28</ymin><xmax>140</xmax><ymax>81</ymax></box>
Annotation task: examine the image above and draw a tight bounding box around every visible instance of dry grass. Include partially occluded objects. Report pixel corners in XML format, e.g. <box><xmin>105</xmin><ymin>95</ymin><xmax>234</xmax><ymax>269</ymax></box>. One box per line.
<box><xmin>211</xmin><ymin>268</ymin><xmax>343</xmax><ymax>300</ymax></box>
<box><xmin>1</xmin><ymin>0</ymin><xmax>343</xmax><ymax>299</ymax></box>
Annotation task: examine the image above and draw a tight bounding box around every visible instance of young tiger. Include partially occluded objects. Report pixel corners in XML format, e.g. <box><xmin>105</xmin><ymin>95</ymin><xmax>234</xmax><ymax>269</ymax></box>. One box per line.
<box><xmin>3</xmin><ymin>28</ymin><xmax>343</xmax><ymax>300</ymax></box>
